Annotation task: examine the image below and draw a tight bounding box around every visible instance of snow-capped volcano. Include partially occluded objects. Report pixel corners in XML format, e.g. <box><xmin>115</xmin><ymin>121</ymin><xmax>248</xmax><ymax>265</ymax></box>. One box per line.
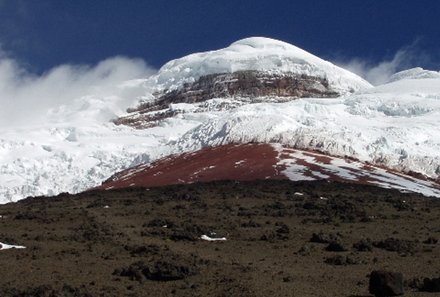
<box><xmin>150</xmin><ymin>37</ymin><xmax>371</xmax><ymax>94</ymax></box>
<box><xmin>1</xmin><ymin>37</ymin><xmax>439</xmax><ymax>202</ymax></box>
<box><xmin>116</xmin><ymin>37</ymin><xmax>371</xmax><ymax>128</ymax></box>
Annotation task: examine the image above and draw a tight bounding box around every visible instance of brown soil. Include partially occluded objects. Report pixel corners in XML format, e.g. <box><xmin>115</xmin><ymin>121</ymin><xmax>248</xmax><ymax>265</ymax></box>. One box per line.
<box><xmin>0</xmin><ymin>180</ymin><xmax>439</xmax><ymax>296</ymax></box>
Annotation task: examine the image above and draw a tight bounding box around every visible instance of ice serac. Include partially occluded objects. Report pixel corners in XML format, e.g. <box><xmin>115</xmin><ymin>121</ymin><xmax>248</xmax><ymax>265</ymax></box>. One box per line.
<box><xmin>115</xmin><ymin>37</ymin><xmax>372</xmax><ymax>128</ymax></box>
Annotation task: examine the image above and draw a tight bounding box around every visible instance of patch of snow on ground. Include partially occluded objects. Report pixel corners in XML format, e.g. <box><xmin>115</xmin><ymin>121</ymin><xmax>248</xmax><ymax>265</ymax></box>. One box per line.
<box><xmin>0</xmin><ymin>242</ymin><xmax>26</xmax><ymax>250</ymax></box>
<box><xmin>200</xmin><ymin>235</ymin><xmax>227</xmax><ymax>241</ymax></box>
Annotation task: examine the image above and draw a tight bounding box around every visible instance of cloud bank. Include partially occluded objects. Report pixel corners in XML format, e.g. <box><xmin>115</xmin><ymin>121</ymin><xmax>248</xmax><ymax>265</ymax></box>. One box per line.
<box><xmin>333</xmin><ymin>42</ymin><xmax>433</xmax><ymax>85</ymax></box>
<box><xmin>0</xmin><ymin>49</ymin><xmax>156</xmax><ymax>128</ymax></box>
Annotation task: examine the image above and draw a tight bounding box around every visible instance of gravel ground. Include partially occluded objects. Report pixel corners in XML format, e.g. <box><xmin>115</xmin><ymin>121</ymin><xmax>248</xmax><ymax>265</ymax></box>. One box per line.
<box><xmin>0</xmin><ymin>180</ymin><xmax>439</xmax><ymax>297</ymax></box>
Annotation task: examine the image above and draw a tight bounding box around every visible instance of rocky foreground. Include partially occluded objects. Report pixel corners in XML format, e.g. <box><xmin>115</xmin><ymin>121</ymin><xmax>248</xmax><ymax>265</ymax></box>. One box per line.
<box><xmin>0</xmin><ymin>180</ymin><xmax>439</xmax><ymax>297</ymax></box>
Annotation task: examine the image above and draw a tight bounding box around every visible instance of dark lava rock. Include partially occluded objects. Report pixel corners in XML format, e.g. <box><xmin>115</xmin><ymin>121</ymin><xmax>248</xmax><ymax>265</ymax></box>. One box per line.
<box><xmin>421</xmin><ymin>277</ymin><xmax>440</xmax><ymax>292</ymax></box>
<box><xmin>310</xmin><ymin>232</ymin><xmax>341</xmax><ymax>244</ymax></box>
<box><xmin>325</xmin><ymin>242</ymin><xmax>348</xmax><ymax>252</ymax></box>
<box><xmin>115</xmin><ymin>260</ymin><xmax>198</xmax><ymax>282</ymax></box>
<box><xmin>324</xmin><ymin>255</ymin><xmax>357</xmax><ymax>265</ymax></box>
<box><xmin>369</xmin><ymin>270</ymin><xmax>404</xmax><ymax>297</ymax></box>
<box><xmin>407</xmin><ymin>277</ymin><xmax>424</xmax><ymax>290</ymax></box>
<box><xmin>353</xmin><ymin>239</ymin><xmax>373</xmax><ymax>252</ymax></box>
<box><xmin>407</xmin><ymin>277</ymin><xmax>440</xmax><ymax>292</ymax></box>
<box><xmin>423</xmin><ymin>237</ymin><xmax>438</xmax><ymax>244</ymax></box>
<box><xmin>302</xmin><ymin>202</ymin><xmax>320</xmax><ymax>210</ymax></box>
<box><xmin>373</xmin><ymin>238</ymin><xmax>415</xmax><ymax>254</ymax></box>
<box><xmin>115</xmin><ymin>71</ymin><xmax>339</xmax><ymax>128</ymax></box>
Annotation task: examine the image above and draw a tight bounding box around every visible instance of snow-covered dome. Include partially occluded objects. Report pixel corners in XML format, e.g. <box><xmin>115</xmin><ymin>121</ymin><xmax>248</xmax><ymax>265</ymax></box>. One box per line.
<box><xmin>388</xmin><ymin>67</ymin><xmax>440</xmax><ymax>82</ymax></box>
<box><xmin>149</xmin><ymin>37</ymin><xmax>372</xmax><ymax>94</ymax></box>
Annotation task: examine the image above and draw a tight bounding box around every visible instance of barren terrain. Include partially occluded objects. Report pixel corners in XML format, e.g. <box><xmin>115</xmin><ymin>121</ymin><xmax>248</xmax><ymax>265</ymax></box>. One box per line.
<box><xmin>0</xmin><ymin>180</ymin><xmax>439</xmax><ymax>296</ymax></box>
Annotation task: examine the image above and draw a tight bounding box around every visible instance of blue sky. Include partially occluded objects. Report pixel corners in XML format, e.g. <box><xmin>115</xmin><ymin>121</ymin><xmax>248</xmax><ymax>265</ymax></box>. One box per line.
<box><xmin>0</xmin><ymin>0</ymin><xmax>439</xmax><ymax>75</ymax></box>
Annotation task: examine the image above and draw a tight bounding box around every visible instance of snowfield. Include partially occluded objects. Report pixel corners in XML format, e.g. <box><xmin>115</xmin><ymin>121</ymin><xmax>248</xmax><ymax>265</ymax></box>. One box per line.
<box><xmin>173</xmin><ymin>78</ymin><xmax>440</xmax><ymax>179</ymax></box>
<box><xmin>0</xmin><ymin>37</ymin><xmax>439</xmax><ymax>202</ymax></box>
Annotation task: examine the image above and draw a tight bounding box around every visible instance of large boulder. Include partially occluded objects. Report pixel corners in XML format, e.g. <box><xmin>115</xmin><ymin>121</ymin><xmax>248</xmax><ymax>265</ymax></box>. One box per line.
<box><xmin>369</xmin><ymin>270</ymin><xmax>404</xmax><ymax>296</ymax></box>
<box><xmin>421</xmin><ymin>277</ymin><xmax>440</xmax><ymax>292</ymax></box>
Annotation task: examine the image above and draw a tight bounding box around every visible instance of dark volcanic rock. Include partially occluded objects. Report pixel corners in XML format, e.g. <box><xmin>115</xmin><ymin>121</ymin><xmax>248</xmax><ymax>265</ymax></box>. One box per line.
<box><xmin>114</xmin><ymin>70</ymin><xmax>339</xmax><ymax>128</ymax></box>
<box><xmin>421</xmin><ymin>277</ymin><xmax>440</xmax><ymax>292</ymax></box>
<box><xmin>407</xmin><ymin>277</ymin><xmax>440</xmax><ymax>292</ymax></box>
<box><xmin>423</xmin><ymin>237</ymin><xmax>438</xmax><ymax>244</ymax></box>
<box><xmin>369</xmin><ymin>270</ymin><xmax>404</xmax><ymax>296</ymax></box>
<box><xmin>144</xmin><ymin>71</ymin><xmax>338</xmax><ymax>108</ymax></box>
<box><xmin>115</xmin><ymin>260</ymin><xmax>198</xmax><ymax>282</ymax></box>
<box><xmin>310</xmin><ymin>232</ymin><xmax>341</xmax><ymax>244</ymax></box>
<box><xmin>325</xmin><ymin>242</ymin><xmax>348</xmax><ymax>252</ymax></box>
<box><xmin>170</xmin><ymin>71</ymin><xmax>334</xmax><ymax>100</ymax></box>
<box><xmin>373</xmin><ymin>238</ymin><xmax>415</xmax><ymax>254</ymax></box>
<box><xmin>324</xmin><ymin>255</ymin><xmax>357</xmax><ymax>265</ymax></box>
<box><xmin>353</xmin><ymin>239</ymin><xmax>373</xmax><ymax>252</ymax></box>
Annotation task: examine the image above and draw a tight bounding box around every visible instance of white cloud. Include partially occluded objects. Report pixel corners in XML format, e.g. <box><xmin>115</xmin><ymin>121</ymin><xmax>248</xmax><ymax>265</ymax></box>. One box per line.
<box><xmin>0</xmin><ymin>50</ymin><xmax>156</xmax><ymax>128</ymax></box>
<box><xmin>333</xmin><ymin>41</ymin><xmax>432</xmax><ymax>85</ymax></box>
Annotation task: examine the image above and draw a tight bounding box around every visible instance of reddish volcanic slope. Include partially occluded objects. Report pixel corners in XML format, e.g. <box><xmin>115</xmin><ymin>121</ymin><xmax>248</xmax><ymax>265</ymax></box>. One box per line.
<box><xmin>98</xmin><ymin>143</ymin><xmax>440</xmax><ymax>197</ymax></box>
<box><xmin>99</xmin><ymin>144</ymin><xmax>283</xmax><ymax>189</ymax></box>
